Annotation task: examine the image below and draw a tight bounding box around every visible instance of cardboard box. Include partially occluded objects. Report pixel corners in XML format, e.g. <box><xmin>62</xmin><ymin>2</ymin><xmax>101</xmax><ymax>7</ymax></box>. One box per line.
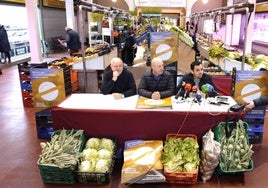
<box><xmin>121</xmin><ymin>140</ymin><xmax>165</xmax><ymax>184</ymax></box>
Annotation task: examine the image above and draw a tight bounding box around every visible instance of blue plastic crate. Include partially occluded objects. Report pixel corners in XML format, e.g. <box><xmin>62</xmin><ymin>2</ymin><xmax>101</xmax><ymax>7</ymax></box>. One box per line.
<box><xmin>248</xmin><ymin>124</ymin><xmax>264</xmax><ymax>133</ymax></box>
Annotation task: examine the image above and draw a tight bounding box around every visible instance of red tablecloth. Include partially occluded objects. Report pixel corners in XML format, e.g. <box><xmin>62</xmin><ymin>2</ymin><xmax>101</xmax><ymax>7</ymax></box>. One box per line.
<box><xmin>212</xmin><ymin>76</ymin><xmax>232</xmax><ymax>96</ymax></box>
<box><xmin>51</xmin><ymin>107</ymin><xmax>234</xmax><ymax>148</ymax></box>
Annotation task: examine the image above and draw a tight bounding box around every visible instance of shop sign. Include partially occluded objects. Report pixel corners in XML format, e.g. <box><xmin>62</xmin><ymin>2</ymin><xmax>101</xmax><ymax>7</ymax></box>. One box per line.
<box><xmin>136</xmin><ymin>0</ymin><xmax>186</xmax><ymax>8</ymax></box>
<box><xmin>2</xmin><ymin>0</ymin><xmax>39</xmax><ymax>4</ymax></box>
<box><xmin>43</xmin><ymin>0</ymin><xmax>65</xmax><ymax>9</ymax></box>
<box><xmin>15</xmin><ymin>47</ymin><xmax>27</xmax><ymax>56</ymax></box>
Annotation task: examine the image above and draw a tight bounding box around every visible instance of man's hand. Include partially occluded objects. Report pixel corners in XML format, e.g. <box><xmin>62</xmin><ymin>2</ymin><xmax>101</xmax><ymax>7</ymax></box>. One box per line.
<box><xmin>244</xmin><ymin>101</ymin><xmax>255</xmax><ymax>111</ymax></box>
<box><xmin>112</xmin><ymin>93</ymin><xmax>124</xmax><ymax>99</ymax></box>
<box><xmin>151</xmin><ymin>91</ymin><xmax>161</xmax><ymax>100</ymax></box>
<box><xmin>112</xmin><ymin>71</ymin><xmax>119</xmax><ymax>81</ymax></box>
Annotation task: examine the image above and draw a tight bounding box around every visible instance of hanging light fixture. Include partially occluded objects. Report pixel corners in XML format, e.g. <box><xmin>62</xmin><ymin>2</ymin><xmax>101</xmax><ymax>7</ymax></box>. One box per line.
<box><xmin>202</xmin><ymin>0</ymin><xmax>208</xmax><ymax>4</ymax></box>
<box><xmin>112</xmin><ymin>0</ymin><xmax>117</xmax><ymax>2</ymax></box>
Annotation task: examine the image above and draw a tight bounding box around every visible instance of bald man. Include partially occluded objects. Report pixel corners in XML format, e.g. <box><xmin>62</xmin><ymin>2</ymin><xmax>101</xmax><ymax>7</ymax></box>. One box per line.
<box><xmin>138</xmin><ymin>57</ymin><xmax>175</xmax><ymax>99</ymax></box>
<box><xmin>101</xmin><ymin>57</ymin><xmax>137</xmax><ymax>99</ymax></box>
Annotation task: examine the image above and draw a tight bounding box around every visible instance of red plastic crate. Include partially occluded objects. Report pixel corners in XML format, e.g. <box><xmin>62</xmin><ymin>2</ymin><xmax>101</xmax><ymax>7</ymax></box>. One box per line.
<box><xmin>164</xmin><ymin>134</ymin><xmax>199</xmax><ymax>185</ymax></box>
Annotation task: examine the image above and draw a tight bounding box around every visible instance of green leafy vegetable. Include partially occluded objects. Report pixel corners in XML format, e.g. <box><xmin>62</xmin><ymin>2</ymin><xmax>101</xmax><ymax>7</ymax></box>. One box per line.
<box><xmin>161</xmin><ymin>136</ymin><xmax>200</xmax><ymax>172</ymax></box>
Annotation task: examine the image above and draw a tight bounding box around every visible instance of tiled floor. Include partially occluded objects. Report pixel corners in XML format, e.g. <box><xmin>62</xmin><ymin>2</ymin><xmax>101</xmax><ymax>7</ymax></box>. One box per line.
<box><xmin>0</xmin><ymin>54</ymin><xmax>267</xmax><ymax>188</ymax></box>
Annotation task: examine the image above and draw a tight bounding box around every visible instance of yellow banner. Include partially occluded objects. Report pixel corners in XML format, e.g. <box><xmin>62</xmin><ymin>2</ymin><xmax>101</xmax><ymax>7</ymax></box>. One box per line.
<box><xmin>31</xmin><ymin>69</ymin><xmax>66</xmax><ymax>112</ymax></box>
<box><xmin>150</xmin><ymin>32</ymin><xmax>178</xmax><ymax>66</ymax></box>
<box><xmin>136</xmin><ymin>97</ymin><xmax>172</xmax><ymax>109</ymax></box>
<box><xmin>43</xmin><ymin>0</ymin><xmax>65</xmax><ymax>9</ymax></box>
<box><xmin>234</xmin><ymin>71</ymin><xmax>268</xmax><ymax>104</ymax></box>
<box><xmin>2</xmin><ymin>0</ymin><xmax>39</xmax><ymax>4</ymax></box>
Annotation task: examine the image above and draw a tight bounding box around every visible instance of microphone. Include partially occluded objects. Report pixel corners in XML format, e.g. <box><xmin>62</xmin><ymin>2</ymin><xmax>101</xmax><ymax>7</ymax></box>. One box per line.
<box><xmin>191</xmin><ymin>85</ymin><xmax>198</xmax><ymax>93</ymax></box>
<box><xmin>184</xmin><ymin>83</ymin><xmax>192</xmax><ymax>99</ymax></box>
<box><xmin>201</xmin><ymin>83</ymin><xmax>219</xmax><ymax>97</ymax></box>
<box><xmin>194</xmin><ymin>92</ymin><xmax>202</xmax><ymax>104</ymax></box>
<box><xmin>175</xmin><ymin>81</ymin><xmax>185</xmax><ymax>99</ymax></box>
<box><xmin>201</xmin><ymin>84</ymin><xmax>209</xmax><ymax>94</ymax></box>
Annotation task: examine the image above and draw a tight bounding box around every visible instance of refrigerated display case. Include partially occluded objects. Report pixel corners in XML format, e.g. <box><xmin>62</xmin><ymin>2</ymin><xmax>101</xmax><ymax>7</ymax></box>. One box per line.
<box><xmin>7</xmin><ymin>27</ymin><xmax>30</xmax><ymax>57</ymax></box>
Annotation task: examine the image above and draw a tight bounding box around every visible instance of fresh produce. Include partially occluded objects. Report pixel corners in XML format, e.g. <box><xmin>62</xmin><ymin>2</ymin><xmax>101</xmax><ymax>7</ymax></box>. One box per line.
<box><xmin>161</xmin><ymin>136</ymin><xmax>200</xmax><ymax>172</ymax></box>
<box><xmin>208</xmin><ymin>43</ymin><xmax>229</xmax><ymax>59</ymax></box>
<box><xmin>78</xmin><ymin>137</ymin><xmax>115</xmax><ymax>173</ymax></box>
<box><xmin>223</xmin><ymin>51</ymin><xmax>268</xmax><ymax>70</ymax></box>
<box><xmin>218</xmin><ymin>120</ymin><xmax>254</xmax><ymax>172</ymax></box>
<box><xmin>38</xmin><ymin>129</ymin><xmax>84</xmax><ymax>169</ymax></box>
<box><xmin>199</xmin><ymin>130</ymin><xmax>221</xmax><ymax>183</ymax></box>
<box><xmin>168</xmin><ymin>25</ymin><xmax>194</xmax><ymax>48</ymax></box>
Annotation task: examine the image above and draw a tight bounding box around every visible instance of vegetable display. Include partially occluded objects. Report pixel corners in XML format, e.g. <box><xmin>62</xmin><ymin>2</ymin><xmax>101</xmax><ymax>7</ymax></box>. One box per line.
<box><xmin>78</xmin><ymin>137</ymin><xmax>115</xmax><ymax>173</ymax></box>
<box><xmin>161</xmin><ymin>136</ymin><xmax>200</xmax><ymax>173</ymax></box>
<box><xmin>38</xmin><ymin>129</ymin><xmax>85</xmax><ymax>170</ymax></box>
<box><xmin>168</xmin><ymin>25</ymin><xmax>194</xmax><ymax>48</ymax></box>
<box><xmin>217</xmin><ymin>120</ymin><xmax>254</xmax><ymax>172</ymax></box>
<box><xmin>208</xmin><ymin>43</ymin><xmax>229</xmax><ymax>59</ymax></box>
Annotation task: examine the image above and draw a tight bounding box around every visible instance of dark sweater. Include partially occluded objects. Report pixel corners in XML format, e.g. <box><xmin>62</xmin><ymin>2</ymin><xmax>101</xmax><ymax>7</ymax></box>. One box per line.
<box><xmin>178</xmin><ymin>72</ymin><xmax>218</xmax><ymax>92</ymax></box>
<box><xmin>101</xmin><ymin>69</ymin><xmax>137</xmax><ymax>97</ymax></box>
<box><xmin>65</xmin><ymin>29</ymin><xmax>81</xmax><ymax>51</ymax></box>
<box><xmin>138</xmin><ymin>71</ymin><xmax>175</xmax><ymax>99</ymax></box>
<box><xmin>253</xmin><ymin>96</ymin><xmax>268</xmax><ymax>107</ymax></box>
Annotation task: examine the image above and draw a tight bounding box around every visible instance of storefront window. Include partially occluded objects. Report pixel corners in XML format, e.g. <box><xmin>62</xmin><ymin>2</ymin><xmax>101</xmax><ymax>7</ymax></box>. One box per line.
<box><xmin>253</xmin><ymin>12</ymin><xmax>268</xmax><ymax>44</ymax></box>
<box><xmin>0</xmin><ymin>4</ymin><xmax>30</xmax><ymax>57</ymax></box>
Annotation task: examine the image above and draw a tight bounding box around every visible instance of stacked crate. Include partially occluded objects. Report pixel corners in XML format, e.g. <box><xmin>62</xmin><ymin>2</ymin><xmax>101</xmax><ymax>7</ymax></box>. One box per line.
<box><xmin>36</xmin><ymin>109</ymin><xmax>53</xmax><ymax>139</ymax></box>
<box><xmin>61</xmin><ymin>64</ymin><xmax>72</xmax><ymax>96</ymax></box>
<box><xmin>244</xmin><ymin>106</ymin><xmax>265</xmax><ymax>144</ymax></box>
<box><xmin>18</xmin><ymin>62</ymin><xmax>33</xmax><ymax>107</ymax></box>
<box><xmin>70</xmin><ymin>69</ymin><xmax>79</xmax><ymax>92</ymax></box>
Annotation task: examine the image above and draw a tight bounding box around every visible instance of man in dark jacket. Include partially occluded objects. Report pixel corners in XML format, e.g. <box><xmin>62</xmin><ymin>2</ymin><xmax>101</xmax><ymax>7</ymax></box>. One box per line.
<box><xmin>177</xmin><ymin>61</ymin><xmax>218</xmax><ymax>97</ymax></box>
<box><xmin>101</xmin><ymin>57</ymin><xmax>136</xmax><ymax>99</ymax></box>
<box><xmin>122</xmin><ymin>27</ymin><xmax>137</xmax><ymax>66</ymax></box>
<box><xmin>0</xmin><ymin>24</ymin><xmax>11</xmax><ymax>63</ymax></box>
<box><xmin>59</xmin><ymin>26</ymin><xmax>81</xmax><ymax>56</ymax></box>
<box><xmin>138</xmin><ymin>57</ymin><xmax>175</xmax><ymax>99</ymax></box>
<box><xmin>244</xmin><ymin>96</ymin><xmax>268</xmax><ymax>111</ymax></box>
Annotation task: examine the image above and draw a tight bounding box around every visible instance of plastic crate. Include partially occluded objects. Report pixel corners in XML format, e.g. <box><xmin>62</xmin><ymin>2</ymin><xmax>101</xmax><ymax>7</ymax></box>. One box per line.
<box><xmin>75</xmin><ymin>158</ymin><xmax>115</xmax><ymax>184</ymax></box>
<box><xmin>163</xmin><ymin>134</ymin><xmax>199</xmax><ymax>184</ymax></box>
<box><xmin>213</xmin><ymin>121</ymin><xmax>254</xmax><ymax>174</ymax></box>
<box><xmin>164</xmin><ymin>166</ymin><xmax>198</xmax><ymax>184</ymax></box>
<box><xmin>38</xmin><ymin>129</ymin><xmax>85</xmax><ymax>184</ymax></box>
<box><xmin>75</xmin><ymin>136</ymin><xmax>117</xmax><ymax>184</ymax></box>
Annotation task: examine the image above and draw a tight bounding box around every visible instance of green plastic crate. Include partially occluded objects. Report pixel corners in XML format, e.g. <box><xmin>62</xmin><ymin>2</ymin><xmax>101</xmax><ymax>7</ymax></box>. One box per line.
<box><xmin>38</xmin><ymin>129</ymin><xmax>86</xmax><ymax>184</ymax></box>
<box><xmin>213</xmin><ymin>121</ymin><xmax>254</xmax><ymax>174</ymax></box>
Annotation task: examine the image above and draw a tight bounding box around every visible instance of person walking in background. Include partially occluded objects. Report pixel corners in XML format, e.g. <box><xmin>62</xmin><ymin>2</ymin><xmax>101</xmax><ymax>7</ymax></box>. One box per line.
<box><xmin>58</xmin><ymin>26</ymin><xmax>81</xmax><ymax>56</ymax></box>
<box><xmin>122</xmin><ymin>27</ymin><xmax>137</xmax><ymax>66</ymax></box>
<box><xmin>0</xmin><ymin>24</ymin><xmax>11</xmax><ymax>63</ymax></box>
<box><xmin>101</xmin><ymin>57</ymin><xmax>136</xmax><ymax>99</ymax></box>
<box><xmin>138</xmin><ymin>57</ymin><xmax>175</xmax><ymax>99</ymax></box>
<box><xmin>244</xmin><ymin>96</ymin><xmax>268</xmax><ymax>111</ymax></box>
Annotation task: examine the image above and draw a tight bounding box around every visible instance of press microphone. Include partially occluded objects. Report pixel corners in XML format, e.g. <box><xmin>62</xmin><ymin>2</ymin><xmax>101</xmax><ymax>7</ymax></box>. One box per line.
<box><xmin>191</xmin><ymin>85</ymin><xmax>198</xmax><ymax>93</ymax></box>
<box><xmin>201</xmin><ymin>83</ymin><xmax>219</xmax><ymax>97</ymax></box>
<box><xmin>194</xmin><ymin>92</ymin><xmax>202</xmax><ymax>104</ymax></box>
<box><xmin>175</xmin><ymin>81</ymin><xmax>185</xmax><ymax>99</ymax></box>
<box><xmin>201</xmin><ymin>84</ymin><xmax>209</xmax><ymax>94</ymax></box>
<box><xmin>184</xmin><ymin>83</ymin><xmax>192</xmax><ymax>99</ymax></box>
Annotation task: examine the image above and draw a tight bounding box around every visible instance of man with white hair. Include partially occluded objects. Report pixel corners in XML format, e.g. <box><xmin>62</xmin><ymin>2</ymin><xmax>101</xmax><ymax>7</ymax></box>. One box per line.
<box><xmin>101</xmin><ymin>57</ymin><xmax>137</xmax><ymax>99</ymax></box>
<box><xmin>138</xmin><ymin>57</ymin><xmax>175</xmax><ymax>99</ymax></box>
<box><xmin>58</xmin><ymin>26</ymin><xmax>81</xmax><ymax>56</ymax></box>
